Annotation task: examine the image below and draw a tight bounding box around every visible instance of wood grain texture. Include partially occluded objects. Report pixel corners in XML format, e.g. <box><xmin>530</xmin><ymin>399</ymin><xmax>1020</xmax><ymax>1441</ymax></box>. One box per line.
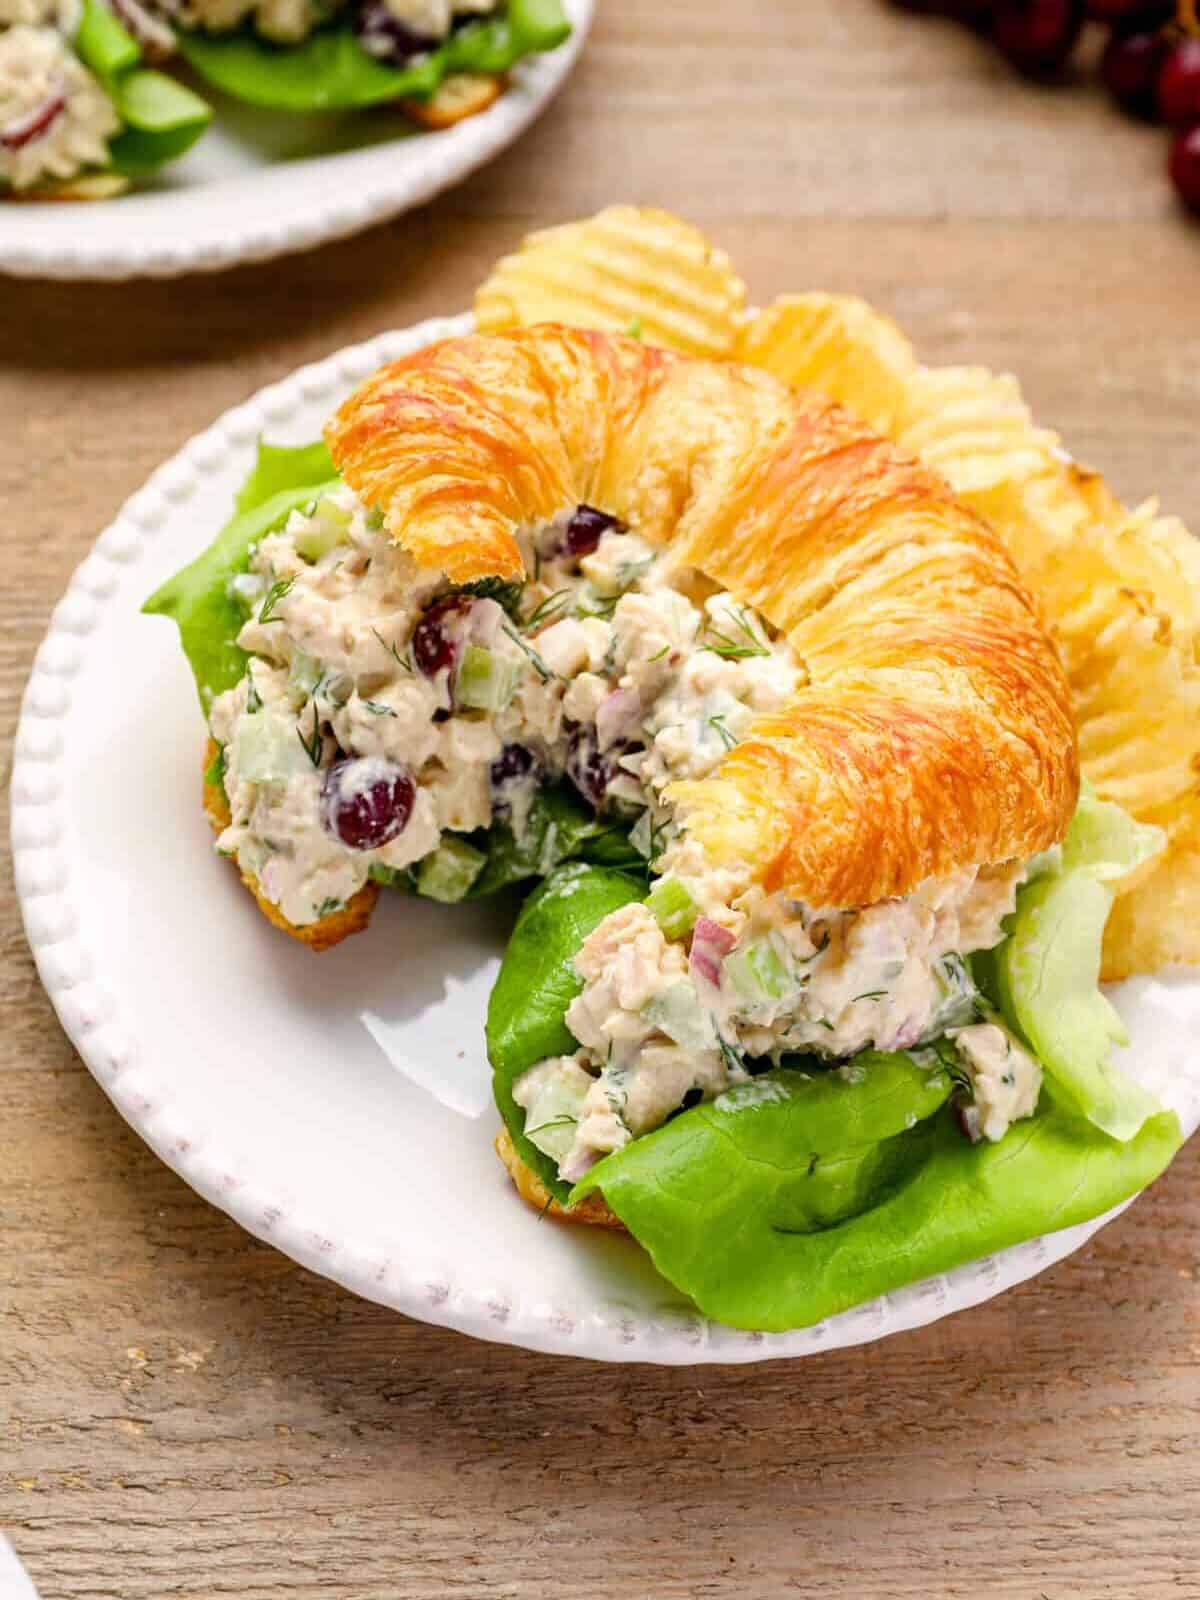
<box><xmin>2</xmin><ymin>1</ymin><xmax>1199</xmax><ymax>1595</ymax></box>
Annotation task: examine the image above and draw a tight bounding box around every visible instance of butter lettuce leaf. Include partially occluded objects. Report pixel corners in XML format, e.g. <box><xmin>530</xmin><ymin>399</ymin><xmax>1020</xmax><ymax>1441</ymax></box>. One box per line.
<box><xmin>574</xmin><ymin>1074</ymin><xmax>1181</xmax><ymax>1332</ymax></box>
<box><xmin>143</xmin><ymin>438</ymin><xmax>337</xmax><ymax>712</ymax></box>
<box><xmin>487</xmin><ymin>858</ymin><xmax>1182</xmax><ymax>1331</ymax></box>
<box><xmin>75</xmin><ymin>0</ymin><xmax>212</xmax><ymax>179</ymax></box>
<box><xmin>988</xmin><ymin>791</ymin><xmax>1167</xmax><ymax>1141</ymax></box>
<box><xmin>178</xmin><ymin>0</ymin><xmax>570</xmax><ymax>113</ymax></box>
<box><xmin>487</xmin><ymin>863</ymin><xmax>646</xmax><ymax>1204</ymax></box>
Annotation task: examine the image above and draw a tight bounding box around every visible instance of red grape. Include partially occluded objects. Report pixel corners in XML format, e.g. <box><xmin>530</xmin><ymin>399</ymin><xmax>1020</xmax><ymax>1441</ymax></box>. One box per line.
<box><xmin>320</xmin><ymin>757</ymin><xmax>416</xmax><ymax>850</ymax></box>
<box><xmin>1159</xmin><ymin>38</ymin><xmax>1200</xmax><ymax>128</ymax></box>
<box><xmin>411</xmin><ymin>594</ymin><xmax>472</xmax><ymax>678</ymax></box>
<box><xmin>1086</xmin><ymin>0</ymin><xmax>1172</xmax><ymax>20</ymax></box>
<box><xmin>1102</xmin><ymin>27</ymin><xmax>1169</xmax><ymax>116</ymax></box>
<box><xmin>564</xmin><ymin>505</ymin><xmax>621</xmax><ymax>558</ymax></box>
<box><xmin>1169</xmin><ymin>123</ymin><xmax>1200</xmax><ymax>215</ymax></box>
<box><xmin>888</xmin><ymin>0</ymin><xmax>992</xmax><ymax>12</ymax></box>
<box><xmin>991</xmin><ymin>0</ymin><xmax>1084</xmax><ymax>75</ymax></box>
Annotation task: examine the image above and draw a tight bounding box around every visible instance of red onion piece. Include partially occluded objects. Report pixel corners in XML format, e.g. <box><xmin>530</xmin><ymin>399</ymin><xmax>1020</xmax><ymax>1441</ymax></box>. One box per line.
<box><xmin>466</xmin><ymin>597</ymin><xmax>503</xmax><ymax>648</ymax></box>
<box><xmin>689</xmin><ymin>917</ymin><xmax>736</xmax><ymax>988</ymax></box>
<box><xmin>107</xmin><ymin>0</ymin><xmax>177</xmax><ymax>59</ymax></box>
<box><xmin>2</xmin><ymin>88</ymin><xmax>66</xmax><ymax>151</ymax></box>
<box><xmin>595</xmin><ymin>687</ymin><xmax>641</xmax><ymax>752</ymax></box>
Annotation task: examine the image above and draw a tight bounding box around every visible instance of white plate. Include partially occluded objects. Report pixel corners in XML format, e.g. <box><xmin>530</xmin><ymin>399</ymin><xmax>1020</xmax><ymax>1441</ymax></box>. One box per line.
<box><xmin>0</xmin><ymin>0</ymin><xmax>591</xmax><ymax>281</ymax></box>
<box><xmin>13</xmin><ymin>313</ymin><xmax>1200</xmax><ymax>1363</ymax></box>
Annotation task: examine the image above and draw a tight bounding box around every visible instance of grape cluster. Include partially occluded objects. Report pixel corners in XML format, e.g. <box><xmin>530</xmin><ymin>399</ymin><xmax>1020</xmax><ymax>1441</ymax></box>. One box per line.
<box><xmin>889</xmin><ymin>0</ymin><xmax>1200</xmax><ymax>216</ymax></box>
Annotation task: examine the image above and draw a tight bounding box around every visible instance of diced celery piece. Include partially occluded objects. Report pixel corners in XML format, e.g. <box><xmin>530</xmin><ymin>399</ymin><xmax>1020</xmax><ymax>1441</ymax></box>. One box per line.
<box><xmin>726</xmin><ymin>933</ymin><xmax>792</xmax><ymax>1004</ymax></box>
<box><xmin>288</xmin><ymin>650</ymin><xmax>322</xmax><ymax>699</ymax></box>
<box><xmin>316</xmin><ymin>494</ymin><xmax>352</xmax><ymax>528</ymax></box>
<box><xmin>456</xmin><ymin>644</ymin><xmax>521</xmax><ymax>712</ymax></box>
<box><xmin>415</xmin><ymin>836</ymin><xmax>487</xmax><ymax>903</ymax></box>
<box><xmin>642</xmin><ymin>980</ymin><xmax>717</xmax><ymax>1053</ymax></box>
<box><xmin>294</xmin><ymin>497</ymin><xmax>351</xmax><ymax>562</ymax></box>
<box><xmin>519</xmin><ymin>1066</ymin><xmax>590</xmax><ymax>1164</ymax></box>
<box><xmin>647</xmin><ymin>877</ymin><xmax>697</xmax><ymax>941</ymax></box>
<box><xmin>231</xmin><ymin>713</ymin><xmax>310</xmax><ymax>783</ymax></box>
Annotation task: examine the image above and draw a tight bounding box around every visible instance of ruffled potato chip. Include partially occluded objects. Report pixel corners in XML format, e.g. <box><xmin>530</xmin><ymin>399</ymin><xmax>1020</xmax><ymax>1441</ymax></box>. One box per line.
<box><xmin>736</xmin><ymin>294</ymin><xmax>915</xmax><ymax>436</ymax></box>
<box><xmin>1102</xmin><ymin>803</ymin><xmax>1200</xmax><ymax>979</ymax></box>
<box><xmin>471</xmin><ymin>208</ymin><xmax>1200</xmax><ymax>976</ymax></box>
<box><xmin>474</xmin><ymin>205</ymin><xmax>746</xmax><ymax>359</ymax></box>
<box><xmin>887</xmin><ymin>364</ymin><xmax>1200</xmax><ymax>977</ymax></box>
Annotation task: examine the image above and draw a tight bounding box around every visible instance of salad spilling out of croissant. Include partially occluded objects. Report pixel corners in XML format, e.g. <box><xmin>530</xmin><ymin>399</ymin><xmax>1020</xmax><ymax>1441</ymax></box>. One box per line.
<box><xmin>0</xmin><ymin>0</ymin><xmax>569</xmax><ymax>197</ymax></box>
<box><xmin>146</xmin><ymin>210</ymin><xmax>1200</xmax><ymax>1332</ymax></box>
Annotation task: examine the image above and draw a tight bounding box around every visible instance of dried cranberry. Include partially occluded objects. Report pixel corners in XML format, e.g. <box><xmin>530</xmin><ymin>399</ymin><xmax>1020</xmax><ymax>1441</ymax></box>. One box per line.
<box><xmin>564</xmin><ymin>505</ymin><xmax>622</xmax><ymax>559</ymax></box>
<box><xmin>491</xmin><ymin>743</ymin><xmax>537</xmax><ymax>790</ymax></box>
<box><xmin>355</xmin><ymin>2</ymin><xmax>438</xmax><ymax>62</ymax></box>
<box><xmin>320</xmin><ymin>757</ymin><xmax>415</xmax><ymax>851</ymax></box>
<box><xmin>412</xmin><ymin>594</ymin><xmax>471</xmax><ymax>678</ymax></box>
<box><xmin>566</xmin><ymin>727</ymin><xmax>622</xmax><ymax>809</ymax></box>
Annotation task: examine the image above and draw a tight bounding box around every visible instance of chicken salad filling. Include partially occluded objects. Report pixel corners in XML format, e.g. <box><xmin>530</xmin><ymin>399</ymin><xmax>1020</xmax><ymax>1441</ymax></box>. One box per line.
<box><xmin>0</xmin><ymin>0</ymin><xmax>565</xmax><ymax>192</ymax></box>
<box><xmin>207</xmin><ymin>479</ymin><xmax>1048</xmax><ymax>1169</ymax></box>
<box><xmin>207</xmin><ymin>486</ymin><xmax>803</xmax><ymax>926</ymax></box>
<box><xmin>513</xmin><ymin>863</ymin><xmax>1044</xmax><ymax>1184</ymax></box>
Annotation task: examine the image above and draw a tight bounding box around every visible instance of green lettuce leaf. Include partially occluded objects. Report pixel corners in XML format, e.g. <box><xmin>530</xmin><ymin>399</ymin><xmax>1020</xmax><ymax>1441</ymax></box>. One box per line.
<box><xmin>178</xmin><ymin>0</ymin><xmax>570</xmax><ymax>113</ymax></box>
<box><xmin>76</xmin><ymin>0</ymin><xmax>212</xmax><ymax>179</ymax></box>
<box><xmin>235</xmin><ymin>439</ymin><xmax>335</xmax><ymax>514</ymax></box>
<box><xmin>468</xmin><ymin>784</ymin><xmax>643</xmax><ymax>898</ymax></box>
<box><xmin>487</xmin><ymin>863</ymin><xmax>645</xmax><ymax>1204</ymax></box>
<box><xmin>989</xmin><ymin>792</ymin><xmax>1166</xmax><ymax>1141</ymax></box>
<box><xmin>143</xmin><ymin>439</ymin><xmax>338</xmax><ymax>712</ymax></box>
<box><xmin>573</xmin><ymin>1072</ymin><xmax>1181</xmax><ymax>1332</ymax></box>
<box><xmin>487</xmin><ymin>855</ymin><xmax>1182</xmax><ymax>1330</ymax></box>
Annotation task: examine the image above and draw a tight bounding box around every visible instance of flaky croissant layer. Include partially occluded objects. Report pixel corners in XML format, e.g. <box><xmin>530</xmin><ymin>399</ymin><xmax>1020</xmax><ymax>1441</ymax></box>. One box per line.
<box><xmin>326</xmin><ymin>325</ymin><xmax>1078</xmax><ymax>909</ymax></box>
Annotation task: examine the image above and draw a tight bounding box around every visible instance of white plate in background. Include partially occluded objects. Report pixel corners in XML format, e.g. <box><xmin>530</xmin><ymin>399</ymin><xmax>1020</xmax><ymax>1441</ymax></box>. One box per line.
<box><xmin>0</xmin><ymin>0</ymin><xmax>591</xmax><ymax>281</ymax></box>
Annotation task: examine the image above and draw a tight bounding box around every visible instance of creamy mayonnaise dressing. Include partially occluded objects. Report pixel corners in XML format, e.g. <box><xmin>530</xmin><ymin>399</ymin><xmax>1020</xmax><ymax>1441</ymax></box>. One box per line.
<box><xmin>516</xmin><ymin>862</ymin><xmax>1040</xmax><ymax>1183</ymax></box>
<box><xmin>0</xmin><ymin>26</ymin><xmax>116</xmax><ymax>190</ymax></box>
<box><xmin>208</xmin><ymin>487</ymin><xmax>799</xmax><ymax>926</ymax></box>
<box><xmin>210</xmin><ymin>481</ymin><xmax>1044</xmax><ymax>1167</ymax></box>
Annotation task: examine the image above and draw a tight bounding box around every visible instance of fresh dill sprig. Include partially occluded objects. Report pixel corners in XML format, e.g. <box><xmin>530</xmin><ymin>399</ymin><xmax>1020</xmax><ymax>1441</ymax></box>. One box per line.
<box><xmin>647</xmin><ymin>644</ymin><xmax>671</xmax><ymax>663</ymax></box>
<box><xmin>362</xmin><ymin>699</ymin><xmax>397</xmax><ymax>718</ymax></box>
<box><xmin>245</xmin><ymin>677</ymin><xmax>263</xmax><ymax>714</ymax></box>
<box><xmin>501</xmin><ymin>622</ymin><xmax>554</xmax><ymax>683</ymax></box>
<box><xmin>258</xmin><ymin>576</ymin><xmax>296</xmax><ymax>624</ymax></box>
<box><xmin>297</xmin><ymin>703</ymin><xmax>323</xmax><ymax>767</ymax></box>
<box><xmin>853</xmin><ymin>990</ymin><xmax>888</xmax><ymax>1003</ymax></box>
<box><xmin>702</xmin><ymin>605</ymin><xmax>771</xmax><ymax>660</ymax></box>
<box><xmin>458</xmin><ymin>576</ymin><xmax>525</xmax><ymax>619</ymax></box>
<box><xmin>707</xmin><ymin>713</ymin><xmax>737</xmax><ymax>751</ymax></box>
<box><xmin>717</xmin><ymin>1035</ymin><xmax>746</xmax><ymax>1077</ymax></box>
<box><xmin>522</xmin><ymin>589</ymin><xmax>572</xmax><ymax>632</ymax></box>
<box><xmin>371</xmin><ymin>627</ymin><xmax>413</xmax><ymax>673</ymax></box>
<box><xmin>525</xmin><ymin>1115</ymin><xmax>579</xmax><ymax>1136</ymax></box>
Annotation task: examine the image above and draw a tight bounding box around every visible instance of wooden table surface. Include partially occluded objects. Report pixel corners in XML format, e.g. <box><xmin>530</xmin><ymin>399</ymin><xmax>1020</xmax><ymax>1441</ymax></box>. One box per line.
<box><xmin>3</xmin><ymin>3</ymin><xmax>1199</xmax><ymax>1596</ymax></box>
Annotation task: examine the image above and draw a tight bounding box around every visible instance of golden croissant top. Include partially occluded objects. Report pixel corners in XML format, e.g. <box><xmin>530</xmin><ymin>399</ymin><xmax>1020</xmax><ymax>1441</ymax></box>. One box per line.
<box><xmin>327</xmin><ymin>322</ymin><xmax>1078</xmax><ymax>911</ymax></box>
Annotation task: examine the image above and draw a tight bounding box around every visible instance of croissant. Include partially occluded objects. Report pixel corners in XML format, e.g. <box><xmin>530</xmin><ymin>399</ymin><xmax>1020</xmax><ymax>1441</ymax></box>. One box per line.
<box><xmin>327</xmin><ymin>325</ymin><xmax>1078</xmax><ymax>907</ymax></box>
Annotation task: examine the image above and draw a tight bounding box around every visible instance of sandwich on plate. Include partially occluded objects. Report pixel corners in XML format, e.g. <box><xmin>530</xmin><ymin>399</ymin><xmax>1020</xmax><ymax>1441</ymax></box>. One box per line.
<box><xmin>146</xmin><ymin>208</ymin><xmax>1200</xmax><ymax>1332</ymax></box>
<box><xmin>0</xmin><ymin>0</ymin><xmax>568</xmax><ymax>198</ymax></box>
